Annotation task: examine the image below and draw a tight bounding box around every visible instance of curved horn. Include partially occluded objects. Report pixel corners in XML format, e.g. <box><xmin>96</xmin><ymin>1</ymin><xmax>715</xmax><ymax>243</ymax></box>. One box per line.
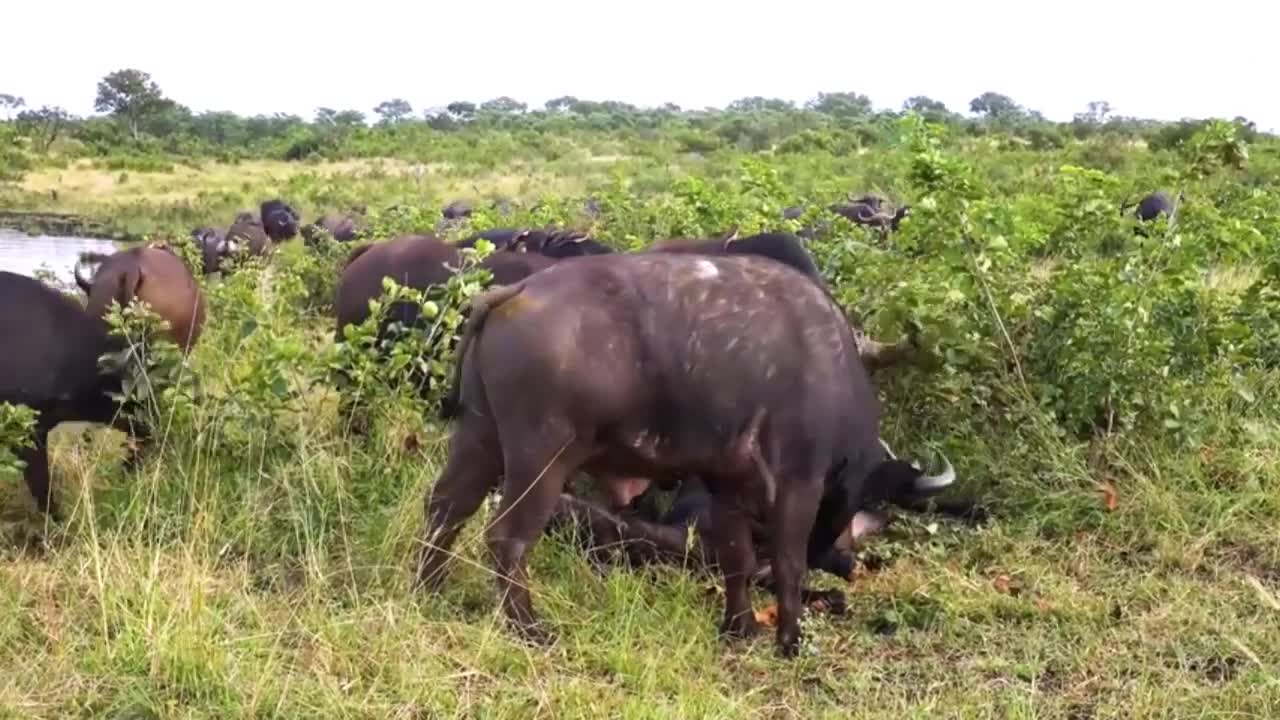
<box><xmin>913</xmin><ymin>452</ymin><xmax>956</xmax><ymax>494</ymax></box>
<box><xmin>73</xmin><ymin>259</ymin><xmax>95</xmax><ymax>294</ymax></box>
<box><xmin>509</xmin><ymin>230</ymin><xmax>533</xmax><ymax>252</ymax></box>
<box><xmin>719</xmin><ymin>225</ymin><xmax>740</xmax><ymax>249</ymax></box>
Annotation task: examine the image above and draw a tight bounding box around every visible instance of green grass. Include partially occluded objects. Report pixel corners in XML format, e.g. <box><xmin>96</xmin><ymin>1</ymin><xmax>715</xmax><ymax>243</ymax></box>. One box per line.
<box><xmin>2</xmin><ymin>122</ymin><xmax>1280</xmax><ymax>717</ymax></box>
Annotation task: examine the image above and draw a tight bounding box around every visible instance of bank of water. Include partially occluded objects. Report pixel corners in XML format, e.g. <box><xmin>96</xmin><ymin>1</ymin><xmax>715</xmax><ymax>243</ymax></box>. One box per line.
<box><xmin>0</xmin><ymin>228</ymin><xmax>118</xmax><ymax>286</ymax></box>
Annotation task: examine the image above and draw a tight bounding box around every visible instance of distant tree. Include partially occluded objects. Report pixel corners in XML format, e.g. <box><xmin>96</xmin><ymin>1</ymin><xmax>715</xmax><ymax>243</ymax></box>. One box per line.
<box><xmin>373</xmin><ymin>98</ymin><xmax>414</xmax><ymax>125</ymax></box>
<box><xmin>903</xmin><ymin>96</ymin><xmax>949</xmax><ymax>114</ymax></box>
<box><xmin>479</xmin><ymin>96</ymin><xmax>527</xmax><ymax>114</ymax></box>
<box><xmin>661</xmin><ymin>102</ymin><xmax>682</xmax><ymax>113</ymax></box>
<box><xmin>94</xmin><ymin>68</ymin><xmax>171</xmax><ymax>141</ymax></box>
<box><xmin>0</xmin><ymin>94</ymin><xmax>24</xmax><ymax>120</ymax></box>
<box><xmin>806</xmin><ymin>91</ymin><xmax>873</xmax><ymax>118</ymax></box>
<box><xmin>545</xmin><ymin>96</ymin><xmax>578</xmax><ymax>112</ymax></box>
<box><xmin>968</xmin><ymin>91</ymin><xmax>1021</xmax><ymax>120</ymax></box>
<box><xmin>1074</xmin><ymin>100</ymin><xmax>1113</xmax><ymax>125</ymax></box>
<box><xmin>16</xmin><ymin>105</ymin><xmax>72</xmax><ymax>152</ymax></box>
<box><xmin>446</xmin><ymin>101</ymin><xmax>476</xmax><ymax>120</ymax></box>
<box><xmin>316</xmin><ymin>107</ymin><xmax>365</xmax><ymax>127</ymax></box>
<box><xmin>728</xmin><ymin>96</ymin><xmax>795</xmax><ymax>113</ymax></box>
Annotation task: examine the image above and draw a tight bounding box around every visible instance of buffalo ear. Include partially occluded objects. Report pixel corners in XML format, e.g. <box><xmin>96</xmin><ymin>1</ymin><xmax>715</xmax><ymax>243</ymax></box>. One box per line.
<box><xmin>116</xmin><ymin>265</ymin><xmax>144</xmax><ymax>309</ymax></box>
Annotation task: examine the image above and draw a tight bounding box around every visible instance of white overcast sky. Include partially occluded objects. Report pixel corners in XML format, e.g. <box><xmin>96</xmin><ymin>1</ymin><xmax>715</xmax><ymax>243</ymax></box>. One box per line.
<box><xmin>6</xmin><ymin>0</ymin><xmax>1276</xmax><ymax>130</ymax></box>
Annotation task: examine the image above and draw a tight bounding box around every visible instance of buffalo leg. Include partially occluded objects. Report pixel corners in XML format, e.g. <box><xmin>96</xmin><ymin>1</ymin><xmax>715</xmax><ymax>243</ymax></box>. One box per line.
<box><xmin>710</xmin><ymin>496</ymin><xmax>760</xmax><ymax>641</ymax></box>
<box><xmin>416</xmin><ymin>414</ymin><xmax>502</xmax><ymax>590</ymax></box>
<box><xmin>488</xmin><ymin>440</ymin><xmax>583</xmax><ymax>643</ymax></box>
<box><xmin>769</xmin><ymin>475</ymin><xmax>823</xmax><ymax>657</ymax></box>
<box><xmin>20</xmin><ymin>428</ymin><xmax>57</xmax><ymax>520</ymax></box>
<box><xmin>547</xmin><ymin>494</ymin><xmax>709</xmax><ymax>569</ymax></box>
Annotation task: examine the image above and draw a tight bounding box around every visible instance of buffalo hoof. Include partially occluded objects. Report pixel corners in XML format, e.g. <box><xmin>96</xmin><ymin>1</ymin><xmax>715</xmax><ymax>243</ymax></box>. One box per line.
<box><xmin>720</xmin><ymin>611</ymin><xmax>761</xmax><ymax>641</ymax></box>
<box><xmin>511</xmin><ymin>619</ymin><xmax>555</xmax><ymax>648</ymax></box>
<box><xmin>776</xmin><ymin>631</ymin><xmax>804</xmax><ymax>659</ymax></box>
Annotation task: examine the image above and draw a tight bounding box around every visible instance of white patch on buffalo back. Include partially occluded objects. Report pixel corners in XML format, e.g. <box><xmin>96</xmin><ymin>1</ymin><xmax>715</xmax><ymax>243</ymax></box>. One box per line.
<box><xmin>693</xmin><ymin>259</ymin><xmax>719</xmax><ymax>279</ymax></box>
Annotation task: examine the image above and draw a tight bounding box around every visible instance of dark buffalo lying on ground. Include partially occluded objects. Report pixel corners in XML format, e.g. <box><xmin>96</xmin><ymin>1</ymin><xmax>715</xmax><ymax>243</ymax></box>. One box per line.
<box><xmin>456</xmin><ymin>228</ymin><xmax>615</xmax><ymax>258</ymax></box>
<box><xmin>417</xmin><ymin>252</ymin><xmax>955</xmax><ymax>657</ymax></box>
<box><xmin>1</xmin><ymin>247</ymin><xmax>206</xmax><ymax>518</ymax></box>
<box><xmin>260</xmin><ymin>199</ymin><xmax>301</xmax><ymax>242</ymax></box>
<box><xmin>302</xmin><ymin>212</ymin><xmax>364</xmax><ymax>245</ymax></box>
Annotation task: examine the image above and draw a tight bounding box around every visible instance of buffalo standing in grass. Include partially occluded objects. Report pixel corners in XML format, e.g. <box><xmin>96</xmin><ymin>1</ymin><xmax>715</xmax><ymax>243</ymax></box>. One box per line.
<box><xmin>189</xmin><ymin>226</ymin><xmax>240</xmax><ymax>274</ymax></box>
<box><xmin>302</xmin><ymin>212</ymin><xmax>364</xmax><ymax>245</ymax></box>
<box><xmin>1</xmin><ymin>247</ymin><xmax>205</xmax><ymax>518</ymax></box>
<box><xmin>260</xmin><ymin>199</ymin><xmax>301</xmax><ymax>242</ymax></box>
<box><xmin>417</xmin><ymin>252</ymin><xmax>954</xmax><ymax>657</ymax></box>
<box><xmin>645</xmin><ymin>229</ymin><xmax>925</xmax><ymax>371</ymax></box>
<box><xmin>226</xmin><ymin>212</ymin><xmax>272</xmax><ymax>258</ymax></box>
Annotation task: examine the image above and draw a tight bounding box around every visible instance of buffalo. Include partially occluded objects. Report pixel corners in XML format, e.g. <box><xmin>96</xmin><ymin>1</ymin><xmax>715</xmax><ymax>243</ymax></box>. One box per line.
<box><xmin>457</xmin><ymin>228</ymin><xmax>615</xmax><ymax>258</ymax></box>
<box><xmin>1122</xmin><ymin>191</ymin><xmax>1176</xmax><ymax>222</ymax></box>
<box><xmin>645</xmin><ymin>229</ymin><xmax>925</xmax><ymax>371</ymax></box>
<box><xmin>260</xmin><ymin>199</ymin><xmax>301</xmax><ymax>242</ymax></box>
<box><xmin>225</xmin><ymin>211</ymin><xmax>272</xmax><ymax>258</ymax></box>
<box><xmin>302</xmin><ymin>212</ymin><xmax>364</xmax><ymax>245</ymax></box>
<box><xmin>189</xmin><ymin>226</ymin><xmax>239</xmax><ymax>274</ymax></box>
<box><xmin>417</xmin><ymin>252</ymin><xmax>954</xmax><ymax>657</ymax></box>
<box><xmin>332</xmin><ymin>234</ymin><xmax>563</xmax><ymax>429</ymax></box>
<box><xmin>830</xmin><ymin>197</ymin><xmax>911</xmax><ymax>232</ymax></box>
<box><xmin>646</xmin><ymin>229</ymin><xmax>820</xmax><ymax>279</ymax></box>
<box><xmin>1</xmin><ymin>246</ymin><xmax>205</xmax><ymax>518</ymax></box>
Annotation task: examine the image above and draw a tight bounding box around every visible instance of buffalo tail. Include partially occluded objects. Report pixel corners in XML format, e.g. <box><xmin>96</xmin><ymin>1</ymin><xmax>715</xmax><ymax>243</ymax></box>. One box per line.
<box><xmin>438</xmin><ymin>281</ymin><xmax>526</xmax><ymax>420</ymax></box>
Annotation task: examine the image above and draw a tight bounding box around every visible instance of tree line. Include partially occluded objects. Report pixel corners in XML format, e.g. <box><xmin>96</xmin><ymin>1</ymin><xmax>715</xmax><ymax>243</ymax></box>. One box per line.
<box><xmin>0</xmin><ymin>68</ymin><xmax>1268</xmax><ymax>170</ymax></box>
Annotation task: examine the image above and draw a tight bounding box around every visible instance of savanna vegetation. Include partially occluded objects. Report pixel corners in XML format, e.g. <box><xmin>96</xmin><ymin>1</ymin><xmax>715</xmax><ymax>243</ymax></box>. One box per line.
<box><xmin>1</xmin><ymin>70</ymin><xmax>1279</xmax><ymax>718</ymax></box>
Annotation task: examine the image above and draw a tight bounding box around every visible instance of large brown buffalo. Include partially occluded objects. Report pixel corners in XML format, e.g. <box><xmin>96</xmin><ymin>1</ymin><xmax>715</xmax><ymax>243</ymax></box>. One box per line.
<box><xmin>645</xmin><ymin>229</ymin><xmax>924</xmax><ymax>371</ymax></box>
<box><xmin>2</xmin><ymin>247</ymin><xmax>205</xmax><ymax>518</ymax></box>
<box><xmin>417</xmin><ymin>252</ymin><xmax>954</xmax><ymax>657</ymax></box>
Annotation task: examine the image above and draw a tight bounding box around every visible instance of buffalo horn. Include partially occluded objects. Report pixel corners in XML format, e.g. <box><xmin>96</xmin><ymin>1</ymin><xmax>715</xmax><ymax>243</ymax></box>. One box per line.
<box><xmin>73</xmin><ymin>257</ymin><xmax>97</xmax><ymax>293</ymax></box>
<box><xmin>913</xmin><ymin>453</ymin><xmax>956</xmax><ymax>494</ymax></box>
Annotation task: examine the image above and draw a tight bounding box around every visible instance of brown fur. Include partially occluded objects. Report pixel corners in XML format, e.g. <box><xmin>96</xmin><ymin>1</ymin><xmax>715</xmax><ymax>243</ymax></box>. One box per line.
<box><xmin>79</xmin><ymin>246</ymin><xmax>206</xmax><ymax>353</ymax></box>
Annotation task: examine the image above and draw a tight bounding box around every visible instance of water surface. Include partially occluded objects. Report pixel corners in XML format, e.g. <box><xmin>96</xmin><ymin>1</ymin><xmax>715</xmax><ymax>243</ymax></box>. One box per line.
<box><xmin>0</xmin><ymin>228</ymin><xmax>118</xmax><ymax>286</ymax></box>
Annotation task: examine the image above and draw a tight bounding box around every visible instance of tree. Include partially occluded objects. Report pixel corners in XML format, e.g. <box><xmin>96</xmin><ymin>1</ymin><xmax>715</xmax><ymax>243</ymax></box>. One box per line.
<box><xmin>479</xmin><ymin>96</ymin><xmax>527</xmax><ymax>114</ymax></box>
<box><xmin>0</xmin><ymin>94</ymin><xmax>24</xmax><ymax>120</ymax></box>
<box><xmin>806</xmin><ymin>92</ymin><xmax>873</xmax><ymax>118</ymax></box>
<box><xmin>903</xmin><ymin>96</ymin><xmax>948</xmax><ymax>114</ymax></box>
<box><xmin>1074</xmin><ymin>100</ymin><xmax>1113</xmax><ymax>124</ymax></box>
<box><xmin>316</xmin><ymin>107</ymin><xmax>365</xmax><ymax>127</ymax></box>
<box><xmin>545</xmin><ymin>96</ymin><xmax>578</xmax><ymax>113</ymax></box>
<box><xmin>727</xmin><ymin>96</ymin><xmax>795</xmax><ymax>113</ymax></box>
<box><xmin>446</xmin><ymin>101</ymin><xmax>476</xmax><ymax>120</ymax></box>
<box><xmin>94</xmin><ymin>68</ymin><xmax>170</xmax><ymax>141</ymax></box>
<box><xmin>968</xmin><ymin>91</ymin><xmax>1021</xmax><ymax>120</ymax></box>
<box><xmin>373</xmin><ymin>98</ymin><xmax>414</xmax><ymax>125</ymax></box>
<box><xmin>16</xmin><ymin>106</ymin><xmax>72</xmax><ymax>152</ymax></box>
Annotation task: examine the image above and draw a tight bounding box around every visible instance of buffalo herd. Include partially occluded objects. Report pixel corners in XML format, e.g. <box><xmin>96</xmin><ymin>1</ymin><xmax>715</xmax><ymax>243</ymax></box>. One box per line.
<box><xmin>0</xmin><ymin>188</ymin><xmax>1172</xmax><ymax>657</ymax></box>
